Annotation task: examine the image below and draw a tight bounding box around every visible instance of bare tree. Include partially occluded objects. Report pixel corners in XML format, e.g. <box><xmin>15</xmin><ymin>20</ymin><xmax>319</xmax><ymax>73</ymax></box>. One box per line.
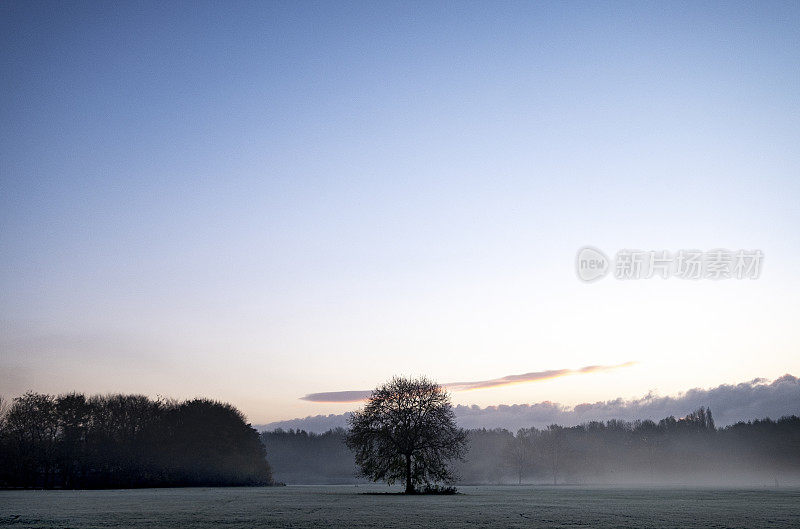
<box><xmin>543</xmin><ymin>424</ymin><xmax>564</xmax><ymax>485</ymax></box>
<box><xmin>346</xmin><ymin>376</ymin><xmax>467</xmax><ymax>493</ymax></box>
<box><xmin>0</xmin><ymin>396</ymin><xmax>9</xmax><ymax>432</ymax></box>
<box><xmin>504</xmin><ymin>428</ymin><xmax>534</xmax><ymax>484</ymax></box>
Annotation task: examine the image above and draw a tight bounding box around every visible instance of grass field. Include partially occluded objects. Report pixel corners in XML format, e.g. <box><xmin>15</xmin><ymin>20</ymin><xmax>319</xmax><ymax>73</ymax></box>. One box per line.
<box><xmin>1</xmin><ymin>485</ymin><xmax>798</xmax><ymax>528</ymax></box>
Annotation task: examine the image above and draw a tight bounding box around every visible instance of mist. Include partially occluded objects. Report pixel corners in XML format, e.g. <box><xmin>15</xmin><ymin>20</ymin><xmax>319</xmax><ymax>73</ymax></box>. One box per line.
<box><xmin>262</xmin><ymin>410</ymin><xmax>800</xmax><ymax>487</ymax></box>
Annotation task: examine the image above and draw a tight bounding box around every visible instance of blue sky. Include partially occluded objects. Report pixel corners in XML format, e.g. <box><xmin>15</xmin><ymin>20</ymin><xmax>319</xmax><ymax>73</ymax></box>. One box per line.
<box><xmin>2</xmin><ymin>1</ymin><xmax>799</xmax><ymax>422</ymax></box>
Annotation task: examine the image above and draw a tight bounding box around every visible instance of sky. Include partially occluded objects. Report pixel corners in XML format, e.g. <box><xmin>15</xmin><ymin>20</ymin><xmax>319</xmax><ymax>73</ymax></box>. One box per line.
<box><xmin>1</xmin><ymin>1</ymin><xmax>799</xmax><ymax>424</ymax></box>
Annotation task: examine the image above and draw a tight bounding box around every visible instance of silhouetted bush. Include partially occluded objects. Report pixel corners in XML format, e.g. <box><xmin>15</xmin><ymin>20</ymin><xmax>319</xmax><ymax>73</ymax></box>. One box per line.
<box><xmin>420</xmin><ymin>484</ymin><xmax>459</xmax><ymax>494</ymax></box>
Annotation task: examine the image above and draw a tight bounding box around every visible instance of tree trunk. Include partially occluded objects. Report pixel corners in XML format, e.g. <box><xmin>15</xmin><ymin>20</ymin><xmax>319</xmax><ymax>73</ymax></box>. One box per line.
<box><xmin>404</xmin><ymin>454</ymin><xmax>414</xmax><ymax>494</ymax></box>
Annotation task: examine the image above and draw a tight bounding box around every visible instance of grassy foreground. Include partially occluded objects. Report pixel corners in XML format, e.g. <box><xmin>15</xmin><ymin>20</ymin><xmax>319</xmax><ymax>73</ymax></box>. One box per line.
<box><xmin>1</xmin><ymin>485</ymin><xmax>798</xmax><ymax>528</ymax></box>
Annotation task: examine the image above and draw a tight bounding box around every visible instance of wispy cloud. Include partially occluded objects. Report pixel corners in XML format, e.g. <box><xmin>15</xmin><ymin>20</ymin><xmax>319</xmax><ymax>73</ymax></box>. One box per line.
<box><xmin>300</xmin><ymin>362</ymin><xmax>635</xmax><ymax>402</ymax></box>
<box><xmin>446</xmin><ymin>362</ymin><xmax>636</xmax><ymax>391</ymax></box>
<box><xmin>300</xmin><ymin>390</ymin><xmax>373</xmax><ymax>403</ymax></box>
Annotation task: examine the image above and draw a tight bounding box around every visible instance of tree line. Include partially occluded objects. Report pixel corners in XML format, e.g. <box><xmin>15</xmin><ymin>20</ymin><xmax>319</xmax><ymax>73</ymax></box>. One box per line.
<box><xmin>259</xmin><ymin>428</ymin><xmax>358</xmax><ymax>484</ymax></box>
<box><xmin>0</xmin><ymin>392</ymin><xmax>272</xmax><ymax>488</ymax></box>
<box><xmin>4</xmin><ymin>389</ymin><xmax>798</xmax><ymax>489</ymax></box>
<box><xmin>262</xmin><ymin>408</ymin><xmax>800</xmax><ymax>486</ymax></box>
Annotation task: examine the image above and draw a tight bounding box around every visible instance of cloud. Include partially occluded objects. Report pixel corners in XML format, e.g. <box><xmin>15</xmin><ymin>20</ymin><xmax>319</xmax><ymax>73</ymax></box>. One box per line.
<box><xmin>300</xmin><ymin>362</ymin><xmax>635</xmax><ymax>402</ymax></box>
<box><xmin>266</xmin><ymin>374</ymin><xmax>800</xmax><ymax>433</ymax></box>
<box><xmin>300</xmin><ymin>390</ymin><xmax>373</xmax><ymax>403</ymax></box>
<box><xmin>446</xmin><ymin>362</ymin><xmax>636</xmax><ymax>392</ymax></box>
<box><xmin>454</xmin><ymin>374</ymin><xmax>800</xmax><ymax>431</ymax></box>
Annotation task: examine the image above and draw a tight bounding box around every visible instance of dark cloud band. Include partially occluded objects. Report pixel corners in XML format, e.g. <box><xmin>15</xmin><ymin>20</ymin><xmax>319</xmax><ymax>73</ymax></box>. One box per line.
<box><xmin>268</xmin><ymin>375</ymin><xmax>800</xmax><ymax>433</ymax></box>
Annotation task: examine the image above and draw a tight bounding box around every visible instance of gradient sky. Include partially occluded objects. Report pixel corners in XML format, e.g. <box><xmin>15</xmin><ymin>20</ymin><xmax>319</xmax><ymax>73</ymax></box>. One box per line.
<box><xmin>2</xmin><ymin>1</ymin><xmax>799</xmax><ymax>423</ymax></box>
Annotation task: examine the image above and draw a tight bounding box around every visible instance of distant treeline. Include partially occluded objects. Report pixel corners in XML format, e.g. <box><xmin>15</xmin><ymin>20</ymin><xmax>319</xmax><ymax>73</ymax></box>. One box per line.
<box><xmin>262</xmin><ymin>408</ymin><xmax>800</xmax><ymax>486</ymax></box>
<box><xmin>261</xmin><ymin>428</ymin><xmax>358</xmax><ymax>484</ymax></box>
<box><xmin>0</xmin><ymin>393</ymin><xmax>272</xmax><ymax>489</ymax></box>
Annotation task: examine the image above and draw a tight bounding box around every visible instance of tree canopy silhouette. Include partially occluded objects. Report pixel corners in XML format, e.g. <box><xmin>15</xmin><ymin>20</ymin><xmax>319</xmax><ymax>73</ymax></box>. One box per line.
<box><xmin>0</xmin><ymin>392</ymin><xmax>272</xmax><ymax>488</ymax></box>
<box><xmin>345</xmin><ymin>376</ymin><xmax>467</xmax><ymax>493</ymax></box>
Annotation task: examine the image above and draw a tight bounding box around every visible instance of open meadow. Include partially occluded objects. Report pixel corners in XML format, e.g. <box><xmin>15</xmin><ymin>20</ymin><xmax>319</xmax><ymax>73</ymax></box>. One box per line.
<box><xmin>1</xmin><ymin>485</ymin><xmax>798</xmax><ymax>529</ymax></box>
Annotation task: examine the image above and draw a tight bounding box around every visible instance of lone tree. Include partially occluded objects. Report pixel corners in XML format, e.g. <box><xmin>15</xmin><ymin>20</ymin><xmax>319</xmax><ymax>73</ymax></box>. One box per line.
<box><xmin>346</xmin><ymin>376</ymin><xmax>467</xmax><ymax>493</ymax></box>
